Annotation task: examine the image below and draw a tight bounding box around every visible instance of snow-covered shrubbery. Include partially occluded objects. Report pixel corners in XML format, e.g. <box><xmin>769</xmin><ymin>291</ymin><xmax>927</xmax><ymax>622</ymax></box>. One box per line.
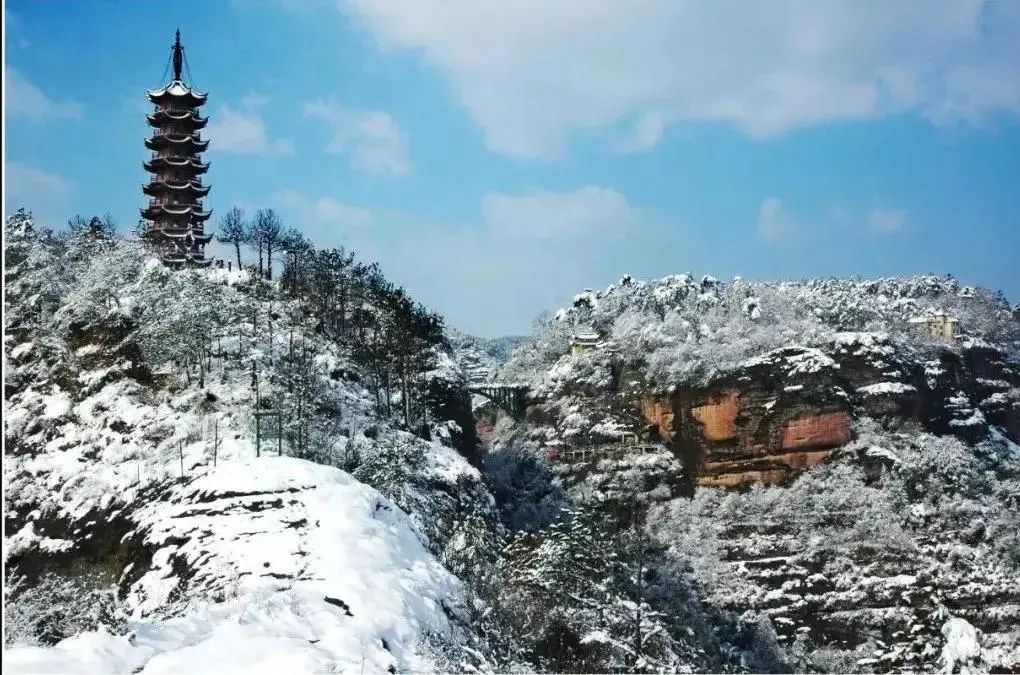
<box><xmin>647</xmin><ymin>420</ymin><xmax>1020</xmax><ymax>671</ymax></box>
<box><xmin>505</xmin><ymin>272</ymin><xmax>1018</xmax><ymax>391</ymax></box>
<box><xmin>4</xmin><ymin>572</ymin><xmax>123</xmax><ymax>648</ymax></box>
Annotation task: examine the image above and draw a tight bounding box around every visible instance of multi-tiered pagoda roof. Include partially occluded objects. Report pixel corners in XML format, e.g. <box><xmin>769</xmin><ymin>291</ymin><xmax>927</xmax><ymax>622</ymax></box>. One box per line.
<box><xmin>141</xmin><ymin>30</ymin><xmax>213</xmax><ymax>266</ymax></box>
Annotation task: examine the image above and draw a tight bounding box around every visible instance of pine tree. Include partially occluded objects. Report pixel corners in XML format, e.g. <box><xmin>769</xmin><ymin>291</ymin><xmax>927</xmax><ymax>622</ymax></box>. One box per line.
<box><xmin>216</xmin><ymin>206</ymin><xmax>247</xmax><ymax>270</ymax></box>
<box><xmin>251</xmin><ymin>208</ymin><xmax>283</xmax><ymax>280</ymax></box>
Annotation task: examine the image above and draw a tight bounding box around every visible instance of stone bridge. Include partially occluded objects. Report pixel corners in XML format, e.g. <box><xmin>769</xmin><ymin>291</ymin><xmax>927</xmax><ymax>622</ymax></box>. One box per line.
<box><xmin>468</xmin><ymin>383</ymin><xmax>530</xmax><ymax>420</ymax></box>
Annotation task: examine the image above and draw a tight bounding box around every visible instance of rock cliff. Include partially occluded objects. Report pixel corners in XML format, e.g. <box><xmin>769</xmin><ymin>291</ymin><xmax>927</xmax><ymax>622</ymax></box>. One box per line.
<box><xmin>638</xmin><ymin>333</ymin><xmax>1019</xmax><ymax>488</ymax></box>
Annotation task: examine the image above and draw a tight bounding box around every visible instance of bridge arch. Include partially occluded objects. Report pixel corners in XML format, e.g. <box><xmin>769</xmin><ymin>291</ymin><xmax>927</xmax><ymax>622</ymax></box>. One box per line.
<box><xmin>469</xmin><ymin>384</ymin><xmax>529</xmax><ymax>420</ymax></box>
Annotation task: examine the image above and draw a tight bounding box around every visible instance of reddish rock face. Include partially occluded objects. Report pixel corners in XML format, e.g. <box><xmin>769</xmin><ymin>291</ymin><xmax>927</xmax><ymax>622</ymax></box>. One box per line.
<box><xmin>781</xmin><ymin>412</ymin><xmax>851</xmax><ymax>450</ymax></box>
<box><xmin>686</xmin><ymin>402</ymin><xmax>851</xmax><ymax>488</ymax></box>
<box><xmin>691</xmin><ymin>392</ymin><xmax>739</xmax><ymax>441</ymax></box>
<box><xmin>640</xmin><ymin>398</ymin><xmax>676</xmax><ymax>440</ymax></box>
<box><xmin>631</xmin><ymin>341</ymin><xmax>1019</xmax><ymax>490</ymax></box>
<box><xmin>640</xmin><ymin>390</ymin><xmax>852</xmax><ymax>488</ymax></box>
<box><xmin>475</xmin><ymin>415</ymin><xmax>495</xmax><ymax>449</ymax></box>
<box><xmin>640</xmin><ymin>348</ymin><xmax>855</xmax><ymax>488</ymax></box>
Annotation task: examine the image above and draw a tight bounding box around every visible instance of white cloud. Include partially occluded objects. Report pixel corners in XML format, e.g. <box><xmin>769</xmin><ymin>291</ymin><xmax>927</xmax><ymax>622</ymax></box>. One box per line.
<box><xmin>274</xmin><ymin>189</ymin><xmax>374</xmax><ymax>229</ymax></box>
<box><xmin>205</xmin><ymin>97</ymin><xmax>294</xmax><ymax>156</ymax></box>
<box><xmin>483</xmin><ymin>187</ymin><xmax>638</xmax><ymax>239</ymax></box>
<box><xmin>343</xmin><ymin>0</ymin><xmax>1020</xmax><ymax>157</ymax></box>
<box><xmin>6</xmin><ymin>69</ymin><xmax>82</xmax><ymax>121</ymax></box>
<box><xmin>4</xmin><ymin>163</ymin><xmax>75</xmax><ymax>224</ymax></box>
<box><xmin>757</xmin><ymin>197</ymin><xmax>798</xmax><ymax>243</ymax></box>
<box><xmin>304</xmin><ymin>99</ymin><xmax>409</xmax><ymax>175</ymax></box>
<box><xmin>759</xmin><ymin>199</ymin><xmax>908</xmax><ymax>242</ymax></box>
<box><xmin>618</xmin><ymin>111</ymin><xmax>667</xmax><ymax>153</ymax></box>
<box><xmin>868</xmin><ymin>208</ymin><xmax>907</xmax><ymax>234</ymax></box>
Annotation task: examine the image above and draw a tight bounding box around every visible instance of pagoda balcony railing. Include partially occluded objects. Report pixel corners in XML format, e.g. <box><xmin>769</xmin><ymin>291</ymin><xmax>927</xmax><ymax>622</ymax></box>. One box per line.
<box><xmin>155</xmin><ymin>225</ymin><xmax>207</xmax><ymax>235</ymax></box>
<box><xmin>151</xmin><ymin>130</ymin><xmax>203</xmax><ymax>141</ymax></box>
<box><xmin>147</xmin><ymin>176</ymin><xmax>205</xmax><ymax>187</ymax></box>
<box><xmin>147</xmin><ymin>198</ymin><xmax>204</xmax><ymax>209</ymax></box>
<box><xmin>149</xmin><ymin>150</ymin><xmax>206</xmax><ymax>161</ymax></box>
<box><xmin>156</xmin><ymin>103</ymin><xmax>199</xmax><ymax>114</ymax></box>
<box><xmin>150</xmin><ymin>108</ymin><xmax>204</xmax><ymax>120</ymax></box>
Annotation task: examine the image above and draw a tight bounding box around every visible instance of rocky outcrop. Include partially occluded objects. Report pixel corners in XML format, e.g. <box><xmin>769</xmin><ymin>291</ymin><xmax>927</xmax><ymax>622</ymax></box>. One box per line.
<box><xmin>641</xmin><ymin>334</ymin><xmax>1020</xmax><ymax>488</ymax></box>
<box><xmin>549</xmin><ymin>448</ymin><xmax>684</xmax><ymax>512</ymax></box>
<box><xmin>5</xmin><ymin>458</ymin><xmax>470</xmax><ymax>673</ymax></box>
<box><xmin>426</xmin><ymin>372</ymin><xmax>483</xmax><ymax>467</ymax></box>
<box><xmin>641</xmin><ymin>347</ymin><xmax>850</xmax><ymax>487</ymax></box>
<box><xmin>706</xmin><ymin>515</ymin><xmax>1020</xmax><ymax>671</ymax></box>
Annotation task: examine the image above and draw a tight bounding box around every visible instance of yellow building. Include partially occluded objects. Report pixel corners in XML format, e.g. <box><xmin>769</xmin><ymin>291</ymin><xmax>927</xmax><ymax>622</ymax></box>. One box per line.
<box><xmin>570</xmin><ymin>330</ymin><xmax>601</xmax><ymax>355</ymax></box>
<box><xmin>909</xmin><ymin>310</ymin><xmax>960</xmax><ymax>340</ymax></box>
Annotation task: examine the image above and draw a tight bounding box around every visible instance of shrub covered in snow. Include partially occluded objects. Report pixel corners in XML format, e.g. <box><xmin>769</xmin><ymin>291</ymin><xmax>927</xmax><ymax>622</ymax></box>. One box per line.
<box><xmin>503</xmin><ymin>272</ymin><xmax>1018</xmax><ymax>391</ymax></box>
<box><xmin>4</xmin><ymin>572</ymin><xmax>123</xmax><ymax>648</ymax></box>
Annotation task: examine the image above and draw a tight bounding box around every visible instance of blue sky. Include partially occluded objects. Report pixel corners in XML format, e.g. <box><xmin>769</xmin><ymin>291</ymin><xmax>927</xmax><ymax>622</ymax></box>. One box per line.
<box><xmin>6</xmin><ymin>0</ymin><xmax>1020</xmax><ymax>336</ymax></box>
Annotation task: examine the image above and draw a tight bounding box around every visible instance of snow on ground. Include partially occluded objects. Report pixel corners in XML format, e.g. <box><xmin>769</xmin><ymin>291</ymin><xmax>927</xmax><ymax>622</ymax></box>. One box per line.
<box><xmin>6</xmin><ymin>457</ymin><xmax>465</xmax><ymax>674</ymax></box>
<box><xmin>941</xmin><ymin>617</ymin><xmax>981</xmax><ymax>673</ymax></box>
<box><xmin>831</xmin><ymin>331</ymin><xmax>896</xmax><ymax>356</ymax></box>
<box><xmin>4</xmin><ymin>311</ymin><xmax>482</xmax><ymax>672</ymax></box>
<box><xmin>857</xmin><ymin>382</ymin><xmax>917</xmax><ymax>396</ymax></box>
<box><xmin>742</xmin><ymin>347</ymin><xmax>838</xmax><ymax>376</ymax></box>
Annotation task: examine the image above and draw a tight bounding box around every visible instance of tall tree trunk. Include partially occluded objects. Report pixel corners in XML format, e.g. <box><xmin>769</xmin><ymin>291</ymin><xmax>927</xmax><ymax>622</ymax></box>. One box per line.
<box><xmin>384</xmin><ymin>370</ymin><xmax>392</xmax><ymax>417</ymax></box>
<box><xmin>267</xmin><ymin>302</ymin><xmax>274</xmax><ymax>363</ymax></box>
<box><xmin>297</xmin><ymin>385</ymin><xmax>303</xmax><ymax>455</ymax></box>
<box><xmin>401</xmin><ymin>359</ymin><xmax>411</xmax><ymax>428</ymax></box>
<box><xmin>339</xmin><ymin>284</ymin><xmax>347</xmax><ymax>337</ymax></box>
<box><xmin>373</xmin><ymin>373</ymin><xmax>381</xmax><ymax>412</ymax></box>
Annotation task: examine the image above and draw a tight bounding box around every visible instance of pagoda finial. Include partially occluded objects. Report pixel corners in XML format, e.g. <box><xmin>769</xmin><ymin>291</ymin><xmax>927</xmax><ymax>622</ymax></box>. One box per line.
<box><xmin>172</xmin><ymin>29</ymin><xmax>183</xmax><ymax>81</ymax></box>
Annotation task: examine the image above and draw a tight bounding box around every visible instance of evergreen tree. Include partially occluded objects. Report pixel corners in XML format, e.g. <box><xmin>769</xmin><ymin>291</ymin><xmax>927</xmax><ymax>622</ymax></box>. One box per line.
<box><xmin>216</xmin><ymin>206</ymin><xmax>248</xmax><ymax>270</ymax></box>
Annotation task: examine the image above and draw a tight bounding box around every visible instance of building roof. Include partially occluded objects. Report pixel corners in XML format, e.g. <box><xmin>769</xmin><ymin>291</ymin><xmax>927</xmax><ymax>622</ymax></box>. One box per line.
<box><xmin>572</xmin><ymin>331</ymin><xmax>601</xmax><ymax>342</ymax></box>
<box><xmin>146</xmin><ymin>32</ymin><xmax>207</xmax><ymax>105</ymax></box>
<box><xmin>143</xmin><ymin>157</ymin><xmax>209</xmax><ymax>174</ymax></box>
<box><xmin>146</xmin><ymin>109</ymin><xmax>208</xmax><ymax>129</ymax></box>
<box><xmin>147</xmin><ymin>80</ymin><xmax>207</xmax><ymax>106</ymax></box>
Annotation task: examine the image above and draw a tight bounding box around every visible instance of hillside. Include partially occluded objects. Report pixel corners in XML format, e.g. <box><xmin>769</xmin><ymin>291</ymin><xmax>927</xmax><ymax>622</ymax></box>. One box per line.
<box><xmin>2</xmin><ymin>211</ymin><xmax>496</xmax><ymax>672</ymax></box>
<box><xmin>486</xmin><ymin>272</ymin><xmax>1020</xmax><ymax>672</ymax></box>
<box><xmin>6</xmin><ymin>210</ymin><xmax>1020</xmax><ymax>673</ymax></box>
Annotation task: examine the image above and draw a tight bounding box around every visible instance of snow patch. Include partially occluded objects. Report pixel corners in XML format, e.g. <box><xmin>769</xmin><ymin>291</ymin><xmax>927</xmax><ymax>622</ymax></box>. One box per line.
<box><xmin>941</xmin><ymin>617</ymin><xmax>981</xmax><ymax>673</ymax></box>
<box><xmin>857</xmin><ymin>382</ymin><xmax>916</xmax><ymax>396</ymax></box>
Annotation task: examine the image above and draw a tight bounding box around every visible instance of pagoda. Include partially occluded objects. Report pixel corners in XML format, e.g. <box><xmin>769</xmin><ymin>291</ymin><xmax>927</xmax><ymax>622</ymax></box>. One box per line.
<box><xmin>141</xmin><ymin>30</ymin><xmax>212</xmax><ymax>266</ymax></box>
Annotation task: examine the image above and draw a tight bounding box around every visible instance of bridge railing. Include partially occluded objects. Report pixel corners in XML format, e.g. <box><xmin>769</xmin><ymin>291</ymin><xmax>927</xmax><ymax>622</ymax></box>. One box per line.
<box><xmin>467</xmin><ymin>383</ymin><xmax>530</xmax><ymax>392</ymax></box>
<box><xmin>552</xmin><ymin>443</ymin><xmax>666</xmax><ymax>464</ymax></box>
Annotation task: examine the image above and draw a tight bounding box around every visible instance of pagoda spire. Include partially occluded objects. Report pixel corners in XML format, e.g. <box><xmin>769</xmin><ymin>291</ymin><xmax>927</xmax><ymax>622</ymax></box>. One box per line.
<box><xmin>141</xmin><ymin>31</ymin><xmax>213</xmax><ymax>267</ymax></box>
<box><xmin>172</xmin><ymin>29</ymin><xmax>183</xmax><ymax>81</ymax></box>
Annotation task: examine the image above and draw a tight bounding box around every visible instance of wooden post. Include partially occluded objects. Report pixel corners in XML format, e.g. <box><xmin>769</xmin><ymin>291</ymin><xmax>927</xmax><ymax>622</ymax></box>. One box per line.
<box><xmin>213</xmin><ymin>419</ymin><xmax>219</xmax><ymax>467</ymax></box>
<box><xmin>179</xmin><ymin>440</ymin><xmax>184</xmax><ymax>478</ymax></box>
<box><xmin>251</xmin><ymin>361</ymin><xmax>260</xmax><ymax>407</ymax></box>
<box><xmin>256</xmin><ymin>416</ymin><xmax>261</xmax><ymax>458</ymax></box>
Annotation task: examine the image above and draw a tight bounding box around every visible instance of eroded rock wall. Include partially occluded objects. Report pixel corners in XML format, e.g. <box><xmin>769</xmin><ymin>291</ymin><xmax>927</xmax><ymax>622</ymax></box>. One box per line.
<box><xmin>641</xmin><ymin>336</ymin><xmax>1020</xmax><ymax>488</ymax></box>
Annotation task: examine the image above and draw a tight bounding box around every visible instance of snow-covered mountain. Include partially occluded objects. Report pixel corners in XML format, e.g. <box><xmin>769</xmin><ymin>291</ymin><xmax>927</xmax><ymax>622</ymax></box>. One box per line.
<box><xmin>7</xmin><ymin>458</ymin><xmax>468</xmax><ymax>673</ymax></box>
<box><xmin>6</xmin><ymin>209</ymin><xmax>1019</xmax><ymax>673</ymax></box>
<box><xmin>486</xmin><ymin>272</ymin><xmax>1020</xmax><ymax>672</ymax></box>
<box><xmin>3</xmin><ymin>212</ymin><xmax>496</xmax><ymax>672</ymax></box>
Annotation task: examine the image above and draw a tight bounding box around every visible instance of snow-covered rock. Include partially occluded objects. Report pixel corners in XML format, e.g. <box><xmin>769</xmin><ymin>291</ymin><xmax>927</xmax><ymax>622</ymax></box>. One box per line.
<box><xmin>7</xmin><ymin>441</ymin><xmax>467</xmax><ymax>675</ymax></box>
